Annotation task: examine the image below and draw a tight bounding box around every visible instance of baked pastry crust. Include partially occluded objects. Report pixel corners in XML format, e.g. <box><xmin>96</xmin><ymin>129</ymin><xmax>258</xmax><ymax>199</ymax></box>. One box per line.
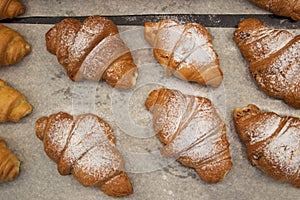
<box><xmin>144</xmin><ymin>19</ymin><xmax>223</xmax><ymax>88</ymax></box>
<box><xmin>0</xmin><ymin>79</ymin><xmax>32</xmax><ymax>122</ymax></box>
<box><xmin>36</xmin><ymin>112</ymin><xmax>133</xmax><ymax>197</ymax></box>
<box><xmin>0</xmin><ymin>24</ymin><xmax>30</xmax><ymax>66</ymax></box>
<box><xmin>0</xmin><ymin>0</ymin><xmax>25</xmax><ymax>20</ymax></box>
<box><xmin>0</xmin><ymin>138</ymin><xmax>20</xmax><ymax>183</ymax></box>
<box><xmin>234</xmin><ymin>18</ymin><xmax>300</xmax><ymax>108</ymax></box>
<box><xmin>234</xmin><ymin>104</ymin><xmax>300</xmax><ymax>188</ymax></box>
<box><xmin>145</xmin><ymin>88</ymin><xmax>232</xmax><ymax>183</ymax></box>
<box><xmin>252</xmin><ymin>0</ymin><xmax>300</xmax><ymax>20</ymax></box>
<box><xmin>46</xmin><ymin>15</ymin><xmax>138</xmax><ymax>89</ymax></box>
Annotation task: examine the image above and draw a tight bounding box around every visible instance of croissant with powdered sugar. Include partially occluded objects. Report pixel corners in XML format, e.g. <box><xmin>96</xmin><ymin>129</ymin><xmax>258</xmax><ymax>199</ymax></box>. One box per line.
<box><xmin>46</xmin><ymin>15</ymin><xmax>138</xmax><ymax>89</ymax></box>
<box><xmin>144</xmin><ymin>19</ymin><xmax>223</xmax><ymax>88</ymax></box>
<box><xmin>234</xmin><ymin>104</ymin><xmax>300</xmax><ymax>188</ymax></box>
<box><xmin>252</xmin><ymin>0</ymin><xmax>300</xmax><ymax>20</ymax></box>
<box><xmin>36</xmin><ymin>112</ymin><xmax>133</xmax><ymax>197</ymax></box>
<box><xmin>145</xmin><ymin>88</ymin><xmax>232</xmax><ymax>183</ymax></box>
<box><xmin>234</xmin><ymin>18</ymin><xmax>300</xmax><ymax>108</ymax></box>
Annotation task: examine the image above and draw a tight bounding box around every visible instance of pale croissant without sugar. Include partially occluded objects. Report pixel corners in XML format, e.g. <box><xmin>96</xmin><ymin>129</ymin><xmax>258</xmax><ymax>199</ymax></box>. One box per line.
<box><xmin>0</xmin><ymin>79</ymin><xmax>32</xmax><ymax>122</ymax></box>
<box><xmin>144</xmin><ymin>19</ymin><xmax>223</xmax><ymax>88</ymax></box>
<box><xmin>234</xmin><ymin>18</ymin><xmax>300</xmax><ymax>108</ymax></box>
<box><xmin>0</xmin><ymin>24</ymin><xmax>30</xmax><ymax>66</ymax></box>
<box><xmin>46</xmin><ymin>15</ymin><xmax>138</xmax><ymax>90</ymax></box>
<box><xmin>234</xmin><ymin>104</ymin><xmax>300</xmax><ymax>188</ymax></box>
<box><xmin>36</xmin><ymin>112</ymin><xmax>133</xmax><ymax>197</ymax></box>
<box><xmin>0</xmin><ymin>0</ymin><xmax>25</xmax><ymax>20</ymax></box>
<box><xmin>252</xmin><ymin>0</ymin><xmax>300</xmax><ymax>20</ymax></box>
<box><xmin>0</xmin><ymin>138</ymin><xmax>20</xmax><ymax>183</ymax></box>
<box><xmin>145</xmin><ymin>88</ymin><xmax>232</xmax><ymax>183</ymax></box>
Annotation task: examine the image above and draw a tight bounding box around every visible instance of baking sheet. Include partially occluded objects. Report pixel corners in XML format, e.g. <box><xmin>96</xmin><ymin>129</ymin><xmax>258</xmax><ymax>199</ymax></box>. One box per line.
<box><xmin>1</xmin><ymin>1</ymin><xmax>300</xmax><ymax>199</ymax></box>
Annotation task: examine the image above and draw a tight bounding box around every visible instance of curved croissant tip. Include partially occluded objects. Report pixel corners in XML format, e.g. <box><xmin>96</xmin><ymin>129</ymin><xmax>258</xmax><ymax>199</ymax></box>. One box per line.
<box><xmin>236</xmin><ymin>18</ymin><xmax>265</xmax><ymax>33</ymax></box>
<box><xmin>36</xmin><ymin>116</ymin><xmax>48</xmax><ymax>141</ymax></box>
<box><xmin>7</xmin><ymin>1</ymin><xmax>25</xmax><ymax>18</ymax></box>
<box><xmin>145</xmin><ymin>89</ymin><xmax>161</xmax><ymax>111</ymax></box>
<box><xmin>99</xmin><ymin>172</ymin><xmax>133</xmax><ymax>197</ymax></box>
<box><xmin>233</xmin><ymin>104</ymin><xmax>260</xmax><ymax>121</ymax></box>
<box><xmin>0</xmin><ymin>138</ymin><xmax>7</xmax><ymax>148</ymax></box>
<box><xmin>113</xmin><ymin>67</ymin><xmax>138</xmax><ymax>90</ymax></box>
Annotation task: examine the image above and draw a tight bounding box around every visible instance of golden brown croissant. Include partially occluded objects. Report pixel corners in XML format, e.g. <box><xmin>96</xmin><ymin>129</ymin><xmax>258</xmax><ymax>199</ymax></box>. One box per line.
<box><xmin>0</xmin><ymin>0</ymin><xmax>25</xmax><ymax>20</ymax></box>
<box><xmin>0</xmin><ymin>24</ymin><xmax>30</xmax><ymax>66</ymax></box>
<box><xmin>46</xmin><ymin>15</ymin><xmax>138</xmax><ymax>90</ymax></box>
<box><xmin>36</xmin><ymin>112</ymin><xmax>133</xmax><ymax>197</ymax></box>
<box><xmin>0</xmin><ymin>79</ymin><xmax>32</xmax><ymax>122</ymax></box>
<box><xmin>234</xmin><ymin>18</ymin><xmax>300</xmax><ymax>108</ymax></box>
<box><xmin>144</xmin><ymin>19</ymin><xmax>223</xmax><ymax>88</ymax></box>
<box><xmin>0</xmin><ymin>138</ymin><xmax>20</xmax><ymax>183</ymax></box>
<box><xmin>252</xmin><ymin>0</ymin><xmax>300</xmax><ymax>20</ymax></box>
<box><xmin>234</xmin><ymin>104</ymin><xmax>300</xmax><ymax>188</ymax></box>
<box><xmin>145</xmin><ymin>88</ymin><xmax>232</xmax><ymax>183</ymax></box>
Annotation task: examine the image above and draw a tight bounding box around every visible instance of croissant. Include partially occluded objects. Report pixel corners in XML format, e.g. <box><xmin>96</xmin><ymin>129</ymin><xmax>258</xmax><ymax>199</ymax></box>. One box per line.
<box><xmin>36</xmin><ymin>112</ymin><xmax>133</xmax><ymax>197</ymax></box>
<box><xmin>252</xmin><ymin>0</ymin><xmax>300</xmax><ymax>20</ymax></box>
<box><xmin>0</xmin><ymin>0</ymin><xmax>25</xmax><ymax>20</ymax></box>
<box><xmin>145</xmin><ymin>88</ymin><xmax>232</xmax><ymax>183</ymax></box>
<box><xmin>0</xmin><ymin>79</ymin><xmax>32</xmax><ymax>122</ymax></box>
<box><xmin>0</xmin><ymin>24</ymin><xmax>30</xmax><ymax>66</ymax></box>
<box><xmin>234</xmin><ymin>18</ymin><xmax>300</xmax><ymax>108</ymax></box>
<box><xmin>0</xmin><ymin>138</ymin><xmax>20</xmax><ymax>183</ymax></box>
<box><xmin>46</xmin><ymin>15</ymin><xmax>138</xmax><ymax>90</ymax></box>
<box><xmin>144</xmin><ymin>19</ymin><xmax>223</xmax><ymax>88</ymax></box>
<box><xmin>234</xmin><ymin>104</ymin><xmax>300</xmax><ymax>188</ymax></box>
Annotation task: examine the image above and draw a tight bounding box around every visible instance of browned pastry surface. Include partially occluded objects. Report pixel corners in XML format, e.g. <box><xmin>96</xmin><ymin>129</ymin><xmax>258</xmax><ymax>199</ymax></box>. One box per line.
<box><xmin>144</xmin><ymin>19</ymin><xmax>223</xmax><ymax>88</ymax></box>
<box><xmin>234</xmin><ymin>18</ymin><xmax>300</xmax><ymax>108</ymax></box>
<box><xmin>234</xmin><ymin>104</ymin><xmax>300</xmax><ymax>188</ymax></box>
<box><xmin>0</xmin><ymin>0</ymin><xmax>25</xmax><ymax>20</ymax></box>
<box><xmin>46</xmin><ymin>15</ymin><xmax>138</xmax><ymax>90</ymax></box>
<box><xmin>145</xmin><ymin>88</ymin><xmax>232</xmax><ymax>183</ymax></box>
<box><xmin>0</xmin><ymin>24</ymin><xmax>30</xmax><ymax>66</ymax></box>
<box><xmin>252</xmin><ymin>0</ymin><xmax>300</xmax><ymax>20</ymax></box>
<box><xmin>0</xmin><ymin>138</ymin><xmax>20</xmax><ymax>183</ymax></box>
<box><xmin>36</xmin><ymin>112</ymin><xmax>133</xmax><ymax>197</ymax></box>
<box><xmin>0</xmin><ymin>79</ymin><xmax>32</xmax><ymax>122</ymax></box>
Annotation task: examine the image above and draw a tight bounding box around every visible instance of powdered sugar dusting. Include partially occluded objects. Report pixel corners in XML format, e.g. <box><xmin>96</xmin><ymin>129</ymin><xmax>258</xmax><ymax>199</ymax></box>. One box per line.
<box><xmin>59</xmin><ymin>114</ymin><xmax>113</xmax><ymax>173</ymax></box>
<box><xmin>176</xmin><ymin>25</ymin><xmax>215</xmax><ymax>71</ymax></box>
<box><xmin>43</xmin><ymin>113</ymin><xmax>74</xmax><ymax>162</ymax></box>
<box><xmin>245</xmin><ymin>113</ymin><xmax>283</xmax><ymax>145</ymax></box>
<box><xmin>151</xmin><ymin>90</ymin><xmax>187</xmax><ymax>144</ymax></box>
<box><xmin>77</xmin><ymin>34</ymin><xmax>130</xmax><ymax>81</ymax></box>
<box><xmin>162</xmin><ymin>96</ymin><xmax>223</xmax><ymax>157</ymax></box>
<box><xmin>254</xmin><ymin>39</ymin><xmax>300</xmax><ymax>98</ymax></box>
<box><xmin>68</xmin><ymin>18</ymin><xmax>107</xmax><ymax>64</ymax></box>
<box><xmin>153</xmin><ymin>20</ymin><xmax>185</xmax><ymax>65</ymax></box>
<box><xmin>73</xmin><ymin>142</ymin><xmax>124</xmax><ymax>186</ymax></box>
<box><xmin>149</xmin><ymin>89</ymin><xmax>230</xmax><ymax>171</ymax></box>
<box><xmin>263</xmin><ymin>118</ymin><xmax>300</xmax><ymax>177</ymax></box>
<box><xmin>237</xmin><ymin>25</ymin><xmax>293</xmax><ymax>63</ymax></box>
<box><xmin>147</xmin><ymin>19</ymin><xmax>221</xmax><ymax>85</ymax></box>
